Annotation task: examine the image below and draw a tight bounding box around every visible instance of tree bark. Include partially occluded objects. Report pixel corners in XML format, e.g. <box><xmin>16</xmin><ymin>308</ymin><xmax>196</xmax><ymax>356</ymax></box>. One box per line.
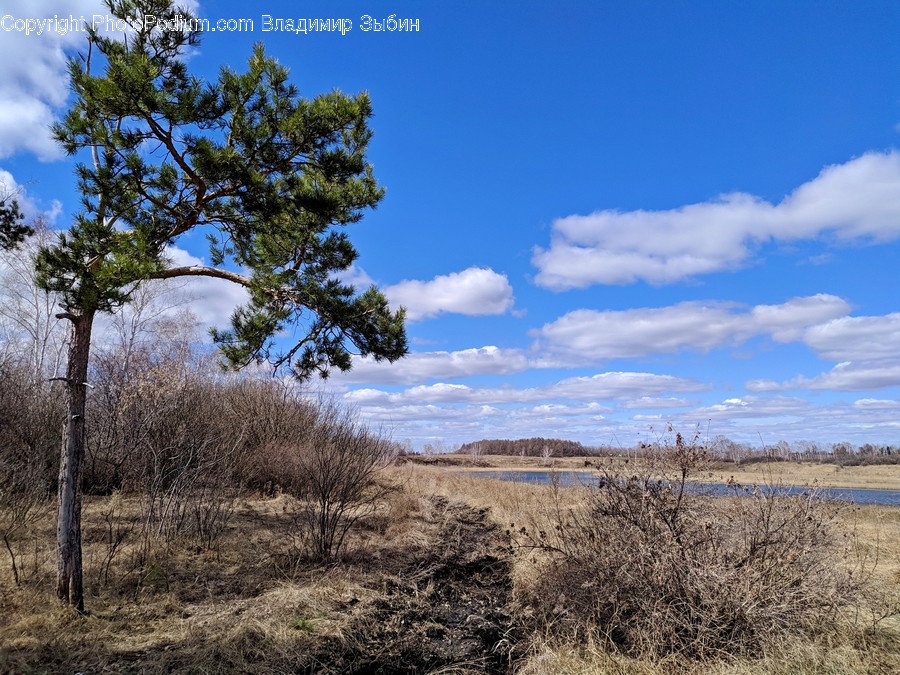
<box><xmin>56</xmin><ymin>309</ymin><xmax>94</xmax><ymax>612</ymax></box>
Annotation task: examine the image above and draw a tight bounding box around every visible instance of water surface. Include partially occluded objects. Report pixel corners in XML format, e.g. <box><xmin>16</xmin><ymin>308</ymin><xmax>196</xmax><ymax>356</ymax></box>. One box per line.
<box><xmin>461</xmin><ymin>470</ymin><xmax>900</xmax><ymax>507</ymax></box>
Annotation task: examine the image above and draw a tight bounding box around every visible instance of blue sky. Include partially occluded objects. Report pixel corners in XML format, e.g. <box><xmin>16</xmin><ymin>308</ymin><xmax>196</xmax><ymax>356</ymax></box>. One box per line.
<box><xmin>2</xmin><ymin>0</ymin><xmax>900</xmax><ymax>449</ymax></box>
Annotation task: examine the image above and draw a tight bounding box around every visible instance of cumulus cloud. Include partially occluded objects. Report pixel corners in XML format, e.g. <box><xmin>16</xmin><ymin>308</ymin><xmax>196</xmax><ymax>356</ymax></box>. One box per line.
<box><xmin>0</xmin><ymin>0</ymin><xmax>200</xmax><ymax>160</ymax></box>
<box><xmin>344</xmin><ymin>370</ymin><xmax>706</xmax><ymax>408</ymax></box>
<box><xmin>802</xmin><ymin>313</ymin><xmax>900</xmax><ymax>362</ymax></box>
<box><xmin>160</xmin><ymin>246</ymin><xmax>249</xmax><ymax>332</ymax></box>
<box><xmin>335</xmin><ymin>263</ymin><xmax>374</xmax><ymax>290</ymax></box>
<box><xmin>746</xmin><ymin>312</ymin><xmax>900</xmax><ymax>392</ymax></box>
<box><xmin>0</xmin><ymin>168</ymin><xmax>62</xmax><ymax>221</ymax></box>
<box><xmin>384</xmin><ymin>267</ymin><xmax>514</xmax><ymax>321</ymax></box>
<box><xmin>348</xmin><ymin>403</ymin><xmax>499</xmax><ymax>425</ymax></box>
<box><xmin>330</xmin><ymin>345</ymin><xmax>529</xmax><ymax>385</ymax></box>
<box><xmin>90</xmin><ymin>245</ymin><xmax>249</xmax><ymax>346</ymax></box>
<box><xmin>853</xmin><ymin>398</ymin><xmax>900</xmax><ymax>410</ymax></box>
<box><xmin>534</xmin><ymin>294</ymin><xmax>850</xmax><ymax>362</ymax></box>
<box><xmin>696</xmin><ymin>395</ymin><xmax>811</xmax><ymax>419</ymax></box>
<box><xmin>653</xmin><ymin>395</ymin><xmax>900</xmax><ymax>447</ymax></box>
<box><xmin>748</xmin><ymin>361</ymin><xmax>900</xmax><ymax>392</ymax></box>
<box><xmin>0</xmin><ymin>1</ymin><xmax>105</xmax><ymax>159</ymax></box>
<box><xmin>510</xmin><ymin>402</ymin><xmax>610</xmax><ymax>419</ymax></box>
<box><xmin>533</xmin><ymin>151</ymin><xmax>900</xmax><ymax>288</ymax></box>
<box><xmin>344</xmin><ymin>371</ymin><xmax>707</xmax><ymax>448</ymax></box>
<box><xmin>550</xmin><ymin>371</ymin><xmax>707</xmax><ymax>399</ymax></box>
<box><xmin>350</xmin><ymin>385</ymin><xmax>900</xmax><ymax>450</ymax></box>
<box><xmin>622</xmin><ymin>396</ymin><xmax>692</xmax><ymax>409</ymax></box>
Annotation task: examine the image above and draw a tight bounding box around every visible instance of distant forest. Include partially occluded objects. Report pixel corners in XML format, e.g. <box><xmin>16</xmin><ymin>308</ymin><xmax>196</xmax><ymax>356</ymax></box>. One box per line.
<box><xmin>456</xmin><ymin>437</ymin><xmax>591</xmax><ymax>457</ymax></box>
<box><xmin>452</xmin><ymin>436</ymin><xmax>899</xmax><ymax>466</ymax></box>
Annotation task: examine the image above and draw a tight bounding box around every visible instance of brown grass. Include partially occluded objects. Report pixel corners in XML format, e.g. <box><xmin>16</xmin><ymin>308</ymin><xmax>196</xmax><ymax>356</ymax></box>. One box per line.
<box><xmin>0</xmin><ymin>482</ymin><xmax>430</xmax><ymax>673</ymax></box>
<box><xmin>1</xmin><ymin>464</ymin><xmax>898</xmax><ymax>674</ymax></box>
<box><xmin>410</xmin><ymin>464</ymin><xmax>900</xmax><ymax>673</ymax></box>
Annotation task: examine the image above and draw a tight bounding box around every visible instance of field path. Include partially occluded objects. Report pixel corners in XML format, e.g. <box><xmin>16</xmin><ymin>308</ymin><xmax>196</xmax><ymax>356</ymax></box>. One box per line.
<box><xmin>318</xmin><ymin>495</ymin><xmax>517</xmax><ymax>674</ymax></box>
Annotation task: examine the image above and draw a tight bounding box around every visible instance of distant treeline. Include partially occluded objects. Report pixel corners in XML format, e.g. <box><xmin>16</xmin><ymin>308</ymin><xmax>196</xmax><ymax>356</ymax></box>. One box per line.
<box><xmin>453</xmin><ymin>436</ymin><xmax>900</xmax><ymax>466</ymax></box>
<box><xmin>455</xmin><ymin>437</ymin><xmax>592</xmax><ymax>458</ymax></box>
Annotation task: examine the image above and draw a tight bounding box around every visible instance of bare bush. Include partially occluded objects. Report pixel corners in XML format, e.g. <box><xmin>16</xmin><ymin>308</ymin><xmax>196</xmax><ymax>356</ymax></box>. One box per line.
<box><xmin>223</xmin><ymin>379</ymin><xmax>318</xmax><ymax>494</ymax></box>
<box><xmin>130</xmin><ymin>370</ymin><xmax>242</xmax><ymax>555</ymax></box>
<box><xmin>516</xmin><ymin>433</ymin><xmax>863</xmax><ymax>661</ymax></box>
<box><xmin>0</xmin><ymin>452</ymin><xmax>49</xmax><ymax>586</ymax></box>
<box><xmin>0</xmin><ymin>363</ymin><xmax>58</xmax><ymax>585</ymax></box>
<box><xmin>284</xmin><ymin>402</ymin><xmax>397</xmax><ymax>561</ymax></box>
<box><xmin>85</xmin><ymin>286</ymin><xmax>205</xmax><ymax>495</ymax></box>
<box><xmin>84</xmin><ymin>343</ymin><xmax>242</xmax><ymax>568</ymax></box>
<box><xmin>92</xmin><ymin>491</ymin><xmax>134</xmax><ymax>588</ymax></box>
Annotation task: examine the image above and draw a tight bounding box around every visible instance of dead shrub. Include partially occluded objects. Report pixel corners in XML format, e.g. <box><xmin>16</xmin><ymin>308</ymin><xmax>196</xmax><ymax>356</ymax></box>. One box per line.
<box><xmin>515</xmin><ymin>432</ymin><xmax>864</xmax><ymax>661</ymax></box>
<box><xmin>0</xmin><ymin>452</ymin><xmax>51</xmax><ymax>586</ymax></box>
<box><xmin>281</xmin><ymin>401</ymin><xmax>398</xmax><ymax>562</ymax></box>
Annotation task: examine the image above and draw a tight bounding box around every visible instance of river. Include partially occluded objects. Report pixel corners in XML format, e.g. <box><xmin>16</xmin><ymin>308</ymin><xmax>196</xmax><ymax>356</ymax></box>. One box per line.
<box><xmin>462</xmin><ymin>470</ymin><xmax>900</xmax><ymax>506</ymax></box>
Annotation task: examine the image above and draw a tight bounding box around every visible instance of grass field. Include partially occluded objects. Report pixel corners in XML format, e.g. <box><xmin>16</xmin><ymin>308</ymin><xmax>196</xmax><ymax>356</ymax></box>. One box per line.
<box><xmin>1</xmin><ymin>459</ymin><xmax>898</xmax><ymax>674</ymax></box>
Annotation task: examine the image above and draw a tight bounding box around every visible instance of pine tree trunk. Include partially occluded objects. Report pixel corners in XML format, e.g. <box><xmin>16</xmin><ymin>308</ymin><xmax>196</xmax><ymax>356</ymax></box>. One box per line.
<box><xmin>56</xmin><ymin>309</ymin><xmax>94</xmax><ymax>612</ymax></box>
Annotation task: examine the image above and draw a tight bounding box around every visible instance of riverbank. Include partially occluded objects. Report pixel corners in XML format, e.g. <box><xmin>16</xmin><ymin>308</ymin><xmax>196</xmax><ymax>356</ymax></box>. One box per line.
<box><xmin>406</xmin><ymin>453</ymin><xmax>900</xmax><ymax>491</ymax></box>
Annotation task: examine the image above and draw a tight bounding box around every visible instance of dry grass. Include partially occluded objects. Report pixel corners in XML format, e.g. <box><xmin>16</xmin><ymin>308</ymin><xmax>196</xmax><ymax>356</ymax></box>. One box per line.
<box><xmin>705</xmin><ymin>461</ymin><xmax>900</xmax><ymax>492</ymax></box>
<box><xmin>410</xmin><ymin>464</ymin><xmax>900</xmax><ymax>674</ymax></box>
<box><xmin>0</xmin><ymin>482</ymin><xmax>431</xmax><ymax>673</ymax></box>
<box><xmin>1</xmin><ymin>464</ymin><xmax>898</xmax><ymax>673</ymax></box>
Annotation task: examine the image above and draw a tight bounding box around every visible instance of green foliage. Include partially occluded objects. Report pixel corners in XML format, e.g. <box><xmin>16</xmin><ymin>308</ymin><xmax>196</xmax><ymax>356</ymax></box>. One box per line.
<box><xmin>289</xmin><ymin>617</ymin><xmax>317</xmax><ymax>633</ymax></box>
<box><xmin>0</xmin><ymin>198</ymin><xmax>32</xmax><ymax>251</ymax></box>
<box><xmin>36</xmin><ymin>0</ymin><xmax>406</xmax><ymax>378</ymax></box>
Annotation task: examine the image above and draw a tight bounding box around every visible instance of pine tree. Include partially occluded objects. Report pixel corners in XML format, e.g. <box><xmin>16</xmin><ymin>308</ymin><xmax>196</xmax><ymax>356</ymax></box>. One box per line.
<box><xmin>36</xmin><ymin>0</ymin><xmax>407</xmax><ymax>611</ymax></box>
<box><xmin>0</xmin><ymin>197</ymin><xmax>31</xmax><ymax>250</ymax></box>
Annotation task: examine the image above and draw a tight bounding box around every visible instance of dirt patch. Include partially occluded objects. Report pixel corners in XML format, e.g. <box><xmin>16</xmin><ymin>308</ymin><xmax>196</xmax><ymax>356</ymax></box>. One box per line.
<box><xmin>315</xmin><ymin>496</ymin><xmax>517</xmax><ymax>674</ymax></box>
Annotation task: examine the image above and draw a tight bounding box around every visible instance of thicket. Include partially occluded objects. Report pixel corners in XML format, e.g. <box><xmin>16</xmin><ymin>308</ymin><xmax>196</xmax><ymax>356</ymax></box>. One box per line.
<box><xmin>0</xmin><ymin>248</ymin><xmax>398</xmax><ymax>580</ymax></box>
<box><xmin>513</xmin><ymin>433</ymin><xmax>883</xmax><ymax>661</ymax></box>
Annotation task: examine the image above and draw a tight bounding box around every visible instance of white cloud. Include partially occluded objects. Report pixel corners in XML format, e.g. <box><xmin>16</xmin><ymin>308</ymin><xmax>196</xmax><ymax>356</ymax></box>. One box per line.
<box><xmin>161</xmin><ymin>246</ymin><xmax>249</xmax><ymax>332</ymax></box>
<box><xmin>348</xmin><ymin>403</ymin><xmax>498</xmax><ymax>425</ymax></box>
<box><xmin>511</xmin><ymin>402</ymin><xmax>610</xmax><ymax>419</ymax></box>
<box><xmin>344</xmin><ymin>370</ymin><xmax>706</xmax><ymax>408</ymax></box>
<box><xmin>696</xmin><ymin>395</ymin><xmax>810</xmax><ymax>419</ymax></box>
<box><xmin>384</xmin><ymin>267</ymin><xmax>514</xmax><ymax>321</ymax></box>
<box><xmin>350</xmin><ymin>385</ymin><xmax>900</xmax><ymax>450</ymax></box>
<box><xmin>0</xmin><ymin>1</ymin><xmax>105</xmax><ymax>159</ymax></box>
<box><xmin>335</xmin><ymin>263</ymin><xmax>374</xmax><ymax>289</ymax></box>
<box><xmin>748</xmin><ymin>361</ymin><xmax>900</xmax><ymax>392</ymax></box>
<box><xmin>345</xmin><ymin>374</ymin><xmax>707</xmax><ymax>448</ymax></box>
<box><xmin>0</xmin><ymin>0</ymin><xmax>200</xmax><ymax>160</ymax></box>
<box><xmin>746</xmin><ymin>312</ymin><xmax>900</xmax><ymax>393</ymax></box>
<box><xmin>331</xmin><ymin>345</ymin><xmax>529</xmax><ymax>384</ymax></box>
<box><xmin>534</xmin><ymin>294</ymin><xmax>850</xmax><ymax>362</ymax></box>
<box><xmin>622</xmin><ymin>396</ymin><xmax>692</xmax><ymax>409</ymax></box>
<box><xmin>550</xmin><ymin>372</ymin><xmax>708</xmax><ymax>399</ymax></box>
<box><xmin>802</xmin><ymin>313</ymin><xmax>900</xmax><ymax>362</ymax></box>
<box><xmin>853</xmin><ymin>398</ymin><xmax>900</xmax><ymax>410</ymax></box>
<box><xmin>533</xmin><ymin>151</ymin><xmax>900</xmax><ymax>288</ymax></box>
<box><xmin>90</xmin><ymin>245</ymin><xmax>248</xmax><ymax>346</ymax></box>
<box><xmin>0</xmin><ymin>168</ymin><xmax>62</xmax><ymax>221</ymax></box>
